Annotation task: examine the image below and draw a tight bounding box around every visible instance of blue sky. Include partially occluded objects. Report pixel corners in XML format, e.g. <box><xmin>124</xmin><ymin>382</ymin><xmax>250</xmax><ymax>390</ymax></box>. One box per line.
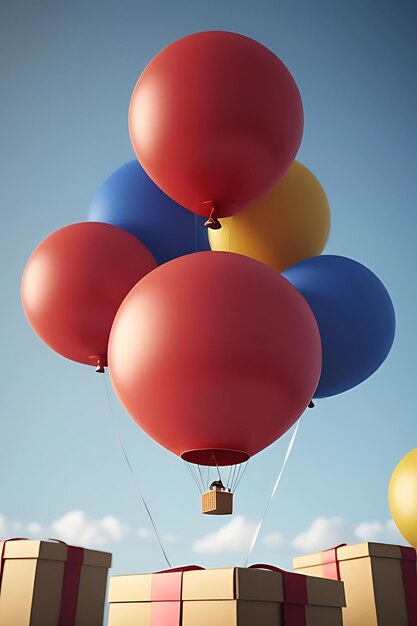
<box><xmin>1</xmin><ymin>0</ymin><xmax>416</xmax><ymax>580</ymax></box>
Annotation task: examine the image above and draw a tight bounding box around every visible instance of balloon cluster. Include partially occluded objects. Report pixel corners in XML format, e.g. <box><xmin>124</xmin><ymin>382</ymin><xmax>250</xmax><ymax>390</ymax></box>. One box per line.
<box><xmin>22</xmin><ymin>32</ymin><xmax>395</xmax><ymax>469</ymax></box>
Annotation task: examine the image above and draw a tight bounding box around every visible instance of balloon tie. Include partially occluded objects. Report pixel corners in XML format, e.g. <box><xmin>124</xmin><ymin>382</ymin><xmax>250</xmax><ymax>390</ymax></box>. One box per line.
<box><xmin>96</xmin><ymin>358</ymin><xmax>105</xmax><ymax>374</ymax></box>
<box><xmin>308</xmin><ymin>400</ymin><xmax>315</xmax><ymax>408</ymax></box>
<box><xmin>204</xmin><ymin>204</ymin><xmax>222</xmax><ymax>230</ymax></box>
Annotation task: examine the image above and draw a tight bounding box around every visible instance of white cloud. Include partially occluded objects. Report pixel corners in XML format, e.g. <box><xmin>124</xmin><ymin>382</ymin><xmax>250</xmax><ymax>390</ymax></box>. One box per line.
<box><xmin>264</xmin><ymin>532</ymin><xmax>285</xmax><ymax>549</ymax></box>
<box><xmin>51</xmin><ymin>510</ymin><xmax>127</xmax><ymax>548</ymax></box>
<box><xmin>99</xmin><ymin>516</ymin><xmax>126</xmax><ymax>542</ymax></box>
<box><xmin>354</xmin><ymin>519</ymin><xmax>403</xmax><ymax>543</ymax></box>
<box><xmin>1</xmin><ymin>512</ymin><xmax>186</xmax><ymax>550</ymax></box>
<box><xmin>27</xmin><ymin>522</ymin><xmax>43</xmax><ymax>536</ymax></box>
<box><xmin>0</xmin><ymin>515</ymin><xmax>23</xmax><ymax>537</ymax></box>
<box><xmin>292</xmin><ymin>517</ymin><xmax>348</xmax><ymax>553</ymax></box>
<box><xmin>138</xmin><ymin>527</ymin><xmax>152</xmax><ymax>540</ymax></box>
<box><xmin>162</xmin><ymin>532</ymin><xmax>180</xmax><ymax>544</ymax></box>
<box><xmin>193</xmin><ymin>515</ymin><xmax>257</xmax><ymax>554</ymax></box>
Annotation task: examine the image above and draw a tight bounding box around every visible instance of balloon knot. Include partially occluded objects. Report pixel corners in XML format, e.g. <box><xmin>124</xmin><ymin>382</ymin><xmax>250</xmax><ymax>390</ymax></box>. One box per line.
<box><xmin>308</xmin><ymin>400</ymin><xmax>315</xmax><ymax>408</ymax></box>
<box><xmin>204</xmin><ymin>206</ymin><xmax>222</xmax><ymax>230</ymax></box>
<box><xmin>96</xmin><ymin>359</ymin><xmax>105</xmax><ymax>374</ymax></box>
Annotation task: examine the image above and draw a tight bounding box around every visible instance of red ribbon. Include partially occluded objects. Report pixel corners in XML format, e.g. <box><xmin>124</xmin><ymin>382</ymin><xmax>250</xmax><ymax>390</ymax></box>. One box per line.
<box><xmin>50</xmin><ymin>541</ymin><xmax>84</xmax><ymax>626</ymax></box>
<box><xmin>400</xmin><ymin>547</ymin><xmax>417</xmax><ymax>626</ymax></box>
<box><xmin>320</xmin><ymin>543</ymin><xmax>347</xmax><ymax>580</ymax></box>
<box><xmin>250</xmin><ymin>564</ymin><xmax>308</xmax><ymax>626</ymax></box>
<box><xmin>151</xmin><ymin>566</ymin><xmax>204</xmax><ymax>626</ymax></box>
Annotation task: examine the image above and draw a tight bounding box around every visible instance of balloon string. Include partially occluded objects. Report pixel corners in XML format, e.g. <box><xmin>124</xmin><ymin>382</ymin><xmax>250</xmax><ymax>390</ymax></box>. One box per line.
<box><xmin>197</xmin><ymin>464</ymin><xmax>205</xmax><ymax>491</ymax></box>
<box><xmin>244</xmin><ymin>418</ymin><xmax>301</xmax><ymax>567</ymax></box>
<box><xmin>183</xmin><ymin>461</ymin><xmax>203</xmax><ymax>494</ymax></box>
<box><xmin>102</xmin><ymin>374</ymin><xmax>172</xmax><ymax>569</ymax></box>
<box><xmin>226</xmin><ymin>465</ymin><xmax>233</xmax><ymax>491</ymax></box>
<box><xmin>234</xmin><ymin>459</ymin><xmax>249</xmax><ymax>492</ymax></box>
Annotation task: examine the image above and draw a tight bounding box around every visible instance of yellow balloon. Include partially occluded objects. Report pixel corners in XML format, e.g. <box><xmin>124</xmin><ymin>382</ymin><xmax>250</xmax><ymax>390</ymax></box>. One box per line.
<box><xmin>209</xmin><ymin>161</ymin><xmax>330</xmax><ymax>272</ymax></box>
<box><xmin>389</xmin><ymin>448</ymin><xmax>417</xmax><ymax>548</ymax></box>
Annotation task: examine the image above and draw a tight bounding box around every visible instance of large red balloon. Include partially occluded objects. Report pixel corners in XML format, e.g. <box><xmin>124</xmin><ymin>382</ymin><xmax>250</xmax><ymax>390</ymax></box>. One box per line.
<box><xmin>22</xmin><ymin>222</ymin><xmax>157</xmax><ymax>368</ymax></box>
<box><xmin>108</xmin><ymin>252</ymin><xmax>321</xmax><ymax>466</ymax></box>
<box><xmin>129</xmin><ymin>31</ymin><xmax>303</xmax><ymax>219</ymax></box>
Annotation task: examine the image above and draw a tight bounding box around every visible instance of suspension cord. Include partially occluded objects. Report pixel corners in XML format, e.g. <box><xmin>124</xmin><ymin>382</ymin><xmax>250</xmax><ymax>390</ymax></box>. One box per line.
<box><xmin>197</xmin><ymin>464</ymin><xmax>206</xmax><ymax>491</ymax></box>
<box><xmin>244</xmin><ymin>418</ymin><xmax>301</xmax><ymax>567</ymax></box>
<box><xmin>234</xmin><ymin>460</ymin><xmax>249</xmax><ymax>492</ymax></box>
<box><xmin>213</xmin><ymin>454</ymin><xmax>222</xmax><ymax>482</ymax></box>
<box><xmin>229</xmin><ymin>464</ymin><xmax>237</xmax><ymax>491</ymax></box>
<box><xmin>226</xmin><ymin>465</ymin><xmax>233</xmax><ymax>491</ymax></box>
<box><xmin>184</xmin><ymin>461</ymin><xmax>203</xmax><ymax>493</ymax></box>
<box><xmin>102</xmin><ymin>375</ymin><xmax>172</xmax><ymax>568</ymax></box>
<box><xmin>231</xmin><ymin>463</ymin><xmax>242</xmax><ymax>492</ymax></box>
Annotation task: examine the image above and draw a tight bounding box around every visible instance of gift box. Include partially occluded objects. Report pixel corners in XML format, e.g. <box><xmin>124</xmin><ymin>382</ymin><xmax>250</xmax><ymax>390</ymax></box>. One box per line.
<box><xmin>293</xmin><ymin>542</ymin><xmax>417</xmax><ymax>626</ymax></box>
<box><xmin>0</xmin><ymin>538</ymin><xmax>112</xmax><ymax>626</ymax></box>
<box><xmin>108</xmin><ymin>563</ymin><xmax>345</xmax><ymax>626</ymax></box>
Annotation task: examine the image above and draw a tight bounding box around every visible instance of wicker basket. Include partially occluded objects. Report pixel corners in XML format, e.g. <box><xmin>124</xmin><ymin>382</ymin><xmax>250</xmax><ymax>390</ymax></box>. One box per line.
<box><xmin>201</xmin><ymin>489</ymin><xmax>233</xmax><ymax>515</ymax></box>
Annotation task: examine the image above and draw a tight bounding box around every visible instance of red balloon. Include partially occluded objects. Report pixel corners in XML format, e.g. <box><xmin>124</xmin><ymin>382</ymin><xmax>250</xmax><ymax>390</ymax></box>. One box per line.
<box><xmin>129</xmin><ymin>31</ymin><xmax>303</xmax><ymax>219</ymax></box>
<box><xmin>108</xmin><ymin>252</ymin><xmax>321</xmax><ymax>466</ymax></box>
<box><xmin>21</xmin><ymin>222</ymin><xmax>157</xmax><ymax>368</ymax></box>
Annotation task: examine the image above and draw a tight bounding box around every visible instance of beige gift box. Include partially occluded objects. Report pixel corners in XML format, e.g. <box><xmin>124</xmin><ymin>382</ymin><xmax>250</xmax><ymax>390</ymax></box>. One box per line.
<box><xmin>108</xmin><ymin>564</ymin><xmax>345</xmax><ymax>626</ymax></box>
<box><xmin>0</xmin><ymin>539</ymin><xmax>112</xmax><ymax>626</ymax></box>
<box><xmin>293</xmin><ymin>542</ymin><xmax>417</xmax><ymax>626</ymax></box>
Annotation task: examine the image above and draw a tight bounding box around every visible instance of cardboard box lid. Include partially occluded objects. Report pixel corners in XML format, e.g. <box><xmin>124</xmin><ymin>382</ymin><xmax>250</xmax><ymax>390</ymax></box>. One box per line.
<box><xmin>109</xmin><ymin>567</ymin><xmax>345</xmax><ymax>607</ymax></box>
<box><xmin>109</xmin><ymin>574</ymin><xmax>153</xmax><ymax>603</ymax></box>
<box><xmin>1</xmin><ymin>540</ymin><xmax>112</xmax><ymax>568</ymax></box>
<box><xmin>182</xmin><ymin>568</ymin><xmax>284</xmax><ymax>602</ymax></box>
<box><xmin>293</xmin><ymin>542</ymin><xmax>406</xmax><ymax>570</ymax></box>
<box><xmin>305</xmin><ymin>575</ymin><xmax>346</xmax><ymax>608</ymax></box>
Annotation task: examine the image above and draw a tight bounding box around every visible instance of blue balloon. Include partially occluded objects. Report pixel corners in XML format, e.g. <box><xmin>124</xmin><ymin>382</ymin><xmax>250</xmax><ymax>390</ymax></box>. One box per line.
<box><xmin>88</xmin><ymin>161</ymin><xmax>210</xmax><ymax>265</ymax></box>
<box><xmin>283</xmin><ymin>255</ymin><xmax>396</xmax><ymax>398</ymax></box>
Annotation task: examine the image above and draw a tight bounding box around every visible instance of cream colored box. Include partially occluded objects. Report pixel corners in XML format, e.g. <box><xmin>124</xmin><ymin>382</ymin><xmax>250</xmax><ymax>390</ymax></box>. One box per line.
<box><xmin>0</xmin><ymin>539</ymin><xmax>112</xmax><ymax>626</ymax></box>
<box><xmin>108</xmin><ymin>565</ymin><xmax>345</xmax><ymax>625</ymax></box>
<box><xmin>293</xmin><ymin>542</ymin><xmax>417</xmax><ymax>626</ymax></box>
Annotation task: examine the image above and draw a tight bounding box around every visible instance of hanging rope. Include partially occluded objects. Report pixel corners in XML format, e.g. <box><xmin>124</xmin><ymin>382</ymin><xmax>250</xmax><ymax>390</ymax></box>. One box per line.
<box><xmin>231</xmin><ymin>461</ymin><xmax>246</xmax><ymax>492</ymax></box>
<box><xmin>213</xmin><ymin>454</ymin><xmax>222</xmax><ymax>483</ymax></box>
<box><xmin>231</xmin><ymin>463</ymin><xmax>242</xmax><ymax>492</ymax></box>
<box><xmin>196</xmin><ymin>464</ymin><xmax>204</xmax><ymax>491</ymax></box>
<box><xmin>184</xmin><ymin>461</ymin><xmax>203</xmax><ymax>493</ymax></box>
<box><xmin>244</xmin><ymin>418</ymin><xmax>301</xmax><ymax>567</ymax></box>
<box><xmin>102</xmin><ymin>375</ymin><xmax>172</xmax><ymax>568</ymax></box>
<box><xmin>234</xmin><ymin>460</ymin><xmax>249</xmax><ymax>492</ymax></box>
<box><xmin>226</xmin><ymin>465</ymin><xmax>233</xmax><ymax>491</ymax></box>
<box><xmin>229</xmin><ymin>464</ymin><xmax>238</xmax><ymax>491</ymax></box>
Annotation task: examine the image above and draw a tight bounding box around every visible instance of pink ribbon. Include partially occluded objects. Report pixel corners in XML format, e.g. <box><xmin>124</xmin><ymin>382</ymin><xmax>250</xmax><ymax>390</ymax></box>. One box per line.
<box><xmin>151</xmin><ymin>566</ymin><xmax>204</xmax><ymax>626</ymax></box>
<box><xmin>320</xmin><ymin>543</ymin><xmax>347</xmax><ymax>580</ymax></box>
